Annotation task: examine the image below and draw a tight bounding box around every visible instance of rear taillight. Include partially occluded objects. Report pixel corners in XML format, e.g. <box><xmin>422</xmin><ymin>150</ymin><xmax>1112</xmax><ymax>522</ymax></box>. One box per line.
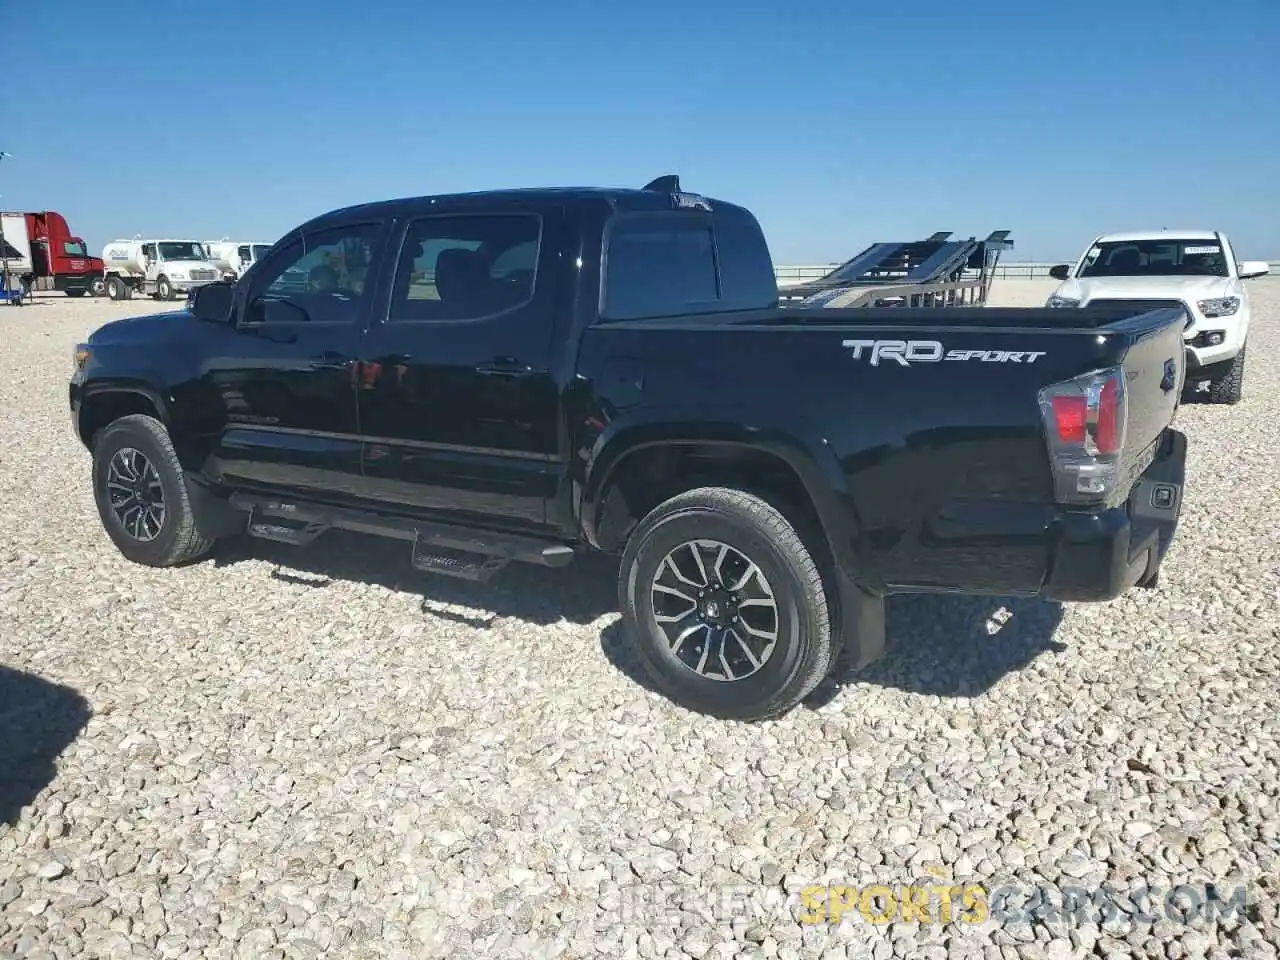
<box><xmin>1038</xmin><ymin>367</ymin><xmax>1128</xmax><ymax>506</ymax></box>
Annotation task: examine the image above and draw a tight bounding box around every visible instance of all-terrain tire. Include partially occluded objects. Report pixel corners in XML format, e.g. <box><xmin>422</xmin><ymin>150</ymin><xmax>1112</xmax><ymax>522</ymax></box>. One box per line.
<box><xmin>91</xmin><ymin>414</ymin><xmax>216</xmax><ymax>567</ymax></box>
<box><xmin>618</xmin><ymin>486</ymin><xmax>832</xmax><ymax>721</ymax></box>
<box><xmin>1207</xmin><ymin>345</ymin><xmax>1245</xmax><ymax>405</ymax></box>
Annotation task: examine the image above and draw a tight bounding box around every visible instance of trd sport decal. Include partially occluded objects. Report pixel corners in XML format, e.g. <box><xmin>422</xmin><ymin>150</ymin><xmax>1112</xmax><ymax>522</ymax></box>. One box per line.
<box><xmin>842</xmin><ymin>339</ymin><xmax>1047</xmax><ymax>367</ymax></box>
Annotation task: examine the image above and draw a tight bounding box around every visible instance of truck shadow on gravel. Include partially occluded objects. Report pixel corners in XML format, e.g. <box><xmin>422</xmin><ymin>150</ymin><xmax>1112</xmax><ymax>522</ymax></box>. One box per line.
<box><xmin>210</xmin><ymin>530</ymin><xmax>622</xmax><ymax>627</ymax></box>
<box><xmin>0</xmin><ymin>666</ymin><xmax>92</xmax><ymax>826</ymax></box>
<box><xmin>210</xmin><ymin>533</ymin><xmax>1065</xmax><ymax>704</ymax></box>
<box><xmin>804</xmin><ymin>595</ymin><xmax>1066</xmax><ymax>706</ymax></box>
<box><xmin>599</xmin><ymin>594</ymin><xmax>1066</xmax><ymax>709</ymax></box>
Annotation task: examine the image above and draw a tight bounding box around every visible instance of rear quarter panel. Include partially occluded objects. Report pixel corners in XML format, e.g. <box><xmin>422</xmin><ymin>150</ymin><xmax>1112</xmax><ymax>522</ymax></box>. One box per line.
<box><xmin>577</xmin><ymin>318</ymin><xmax>1140</xmax><ymax>595</ymax></box>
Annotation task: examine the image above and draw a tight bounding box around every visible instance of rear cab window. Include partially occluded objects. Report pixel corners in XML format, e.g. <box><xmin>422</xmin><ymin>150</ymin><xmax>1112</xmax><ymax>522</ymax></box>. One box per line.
<box><xmin>601</xmin><ymin>205</ymin><xmax>778</xmax><ymax>321</ymax></box>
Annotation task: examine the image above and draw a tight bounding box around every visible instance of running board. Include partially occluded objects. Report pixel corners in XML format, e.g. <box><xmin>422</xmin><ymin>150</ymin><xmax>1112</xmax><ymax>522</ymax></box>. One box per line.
<box><xmin>229</xmin><ymin>493</ymin><xmax>576</xmax><ymax>582</ymax></box>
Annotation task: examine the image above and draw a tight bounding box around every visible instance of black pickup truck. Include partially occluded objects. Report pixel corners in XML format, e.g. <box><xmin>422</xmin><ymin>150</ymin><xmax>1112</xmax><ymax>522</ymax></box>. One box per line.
<box><xmin>70</xmin><ymin>176</ymin><xmax>1188</xmax><ymax>720</ymax></box>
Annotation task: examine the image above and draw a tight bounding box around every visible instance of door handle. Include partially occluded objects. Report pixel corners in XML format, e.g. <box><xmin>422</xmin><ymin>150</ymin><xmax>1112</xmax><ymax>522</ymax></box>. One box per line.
<box><xmin>312</xmin><ymin>351</ymin><xmax>352</xmax><ymax>371</ymax></box>
<box><xmin>475</xmin><ymin>357</ymin><xmax>534</xmax><ymax>377</ymax></box>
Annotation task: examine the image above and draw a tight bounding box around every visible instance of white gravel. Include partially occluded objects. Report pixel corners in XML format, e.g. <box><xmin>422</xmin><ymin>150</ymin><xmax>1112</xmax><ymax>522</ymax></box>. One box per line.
<box><xmin>2</xmin><ymin>282</ymin><xmax>1279</xmax><ymax>960</ymax></box>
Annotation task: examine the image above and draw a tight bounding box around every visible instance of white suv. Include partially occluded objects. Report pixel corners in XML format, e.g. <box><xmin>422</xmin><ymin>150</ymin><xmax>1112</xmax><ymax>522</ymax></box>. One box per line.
<box><xmin>1046</xmin><ymin>230</ymin><xmax>1269</xmax><ymax>404</ymax></box>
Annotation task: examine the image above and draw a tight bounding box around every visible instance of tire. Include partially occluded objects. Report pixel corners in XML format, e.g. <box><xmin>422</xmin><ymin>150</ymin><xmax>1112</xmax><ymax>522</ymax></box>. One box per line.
<box><xmin>156</xmin><ymin>276</ymin><xmax>174</xmax><ymax>301</ymax></box>
<box><xmin>106</xmin><ymin>276</ymin><xmax>126</xmax><ymax>301</ymax></box>
<box><xmin>1207</xmin><ymin>345</ymin><xmax>1245</xmax><ymax>405</ymax></box>
<box><xmin>89</xmin><ymin>277</ymin><xmax>107</xmax><ymax>297</ymax></box>
<box><xmin>91</xmin><ymin>414</ymin><xmax>216</xmax><ymax>567</ymax></box>
<box><xmin>618</xmin><ymin>486</ymin><xmax>832</xmax><ymax>721</ymax></box>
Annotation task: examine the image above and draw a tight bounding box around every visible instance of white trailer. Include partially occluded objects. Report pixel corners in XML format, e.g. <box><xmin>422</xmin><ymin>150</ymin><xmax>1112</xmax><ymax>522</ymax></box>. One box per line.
<box><xmin>203</xmin><ymin>239</ymin><xmax>273</xmax><ymax>280</ymax></box>
<box><xmin>101</xmin><ymin>238</ymin><xmax>223</xmax><ymax>301</ymax></box>
<box><xmin>0</xmin><ymin>213</ymin><xmax>35</xmax><ymax>278</ymax></box>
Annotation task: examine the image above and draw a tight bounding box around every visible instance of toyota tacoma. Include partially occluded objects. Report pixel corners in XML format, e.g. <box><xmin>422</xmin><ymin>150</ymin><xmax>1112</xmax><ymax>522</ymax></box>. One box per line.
<box><xmin>1046</xmin><ymin>230</ymin><xmax>1269</xmax><ymax>404</ymax></box>
<box><xmin>70</xmin><ymin>177</ymin><xmax>1189</xmax><ymax>720</ymax></box>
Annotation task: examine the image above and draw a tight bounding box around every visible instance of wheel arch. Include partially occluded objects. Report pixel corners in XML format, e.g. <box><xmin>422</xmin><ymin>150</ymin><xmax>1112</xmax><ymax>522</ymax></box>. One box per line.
<box><xmin>77</xmin><ymin>384</ymin><xmax>170</xmax><ymax>450</ymax></box>
<box><xmin>579</xmin><ymin>410</ymin><xmax>858</xmax><ymax>562</ymax></box>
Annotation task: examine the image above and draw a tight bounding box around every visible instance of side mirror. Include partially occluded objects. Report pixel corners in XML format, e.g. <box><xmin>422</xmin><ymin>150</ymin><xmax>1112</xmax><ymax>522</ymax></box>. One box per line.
<box><xmin>1238</xmin><ymin>260</ymin><xmax>1271</xmax><ymax>280</ymax></box>
<box><xmin>1048</xmin><ymin>264</ymin><xmax>1071</xmax><ymax>281</ymax></box>
<box><xmin>188</xmin><ymin>281</ymin><xmax>235</xmax><ymax>323</ymax></box>
<box><xmin>245</xmin><ymin>297</ymin><xmax>310</xmax><ymax>324</ymax></box>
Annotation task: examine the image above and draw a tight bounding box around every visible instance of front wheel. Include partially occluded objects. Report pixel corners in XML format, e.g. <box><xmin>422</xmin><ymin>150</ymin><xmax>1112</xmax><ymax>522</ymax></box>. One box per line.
<box><xmin>156</xmin><ymin>276</ymin><xmax>174</xmax><ymax>301</ymax></box>
<box><xmin>618</xmin><ymin>487</ymin><xmax>832</xmax><ymax>721</ymax></box>
<box><xmin>1207</xmin><ymin>345</ymin><xmax>1245</xmax><ymax>405</ymax></box>
<box><xmin>89</xmin><ymin>276</ymin><xmax>107</xmax><ymax>297</ymax></box>
<box><xmin>106</xmin><ymin>276</ymin><xmax>130</xmax><ymax>301</ymax></box>
<box><xmin>91</xmin><ymin>414</ymin><xmax>216</xmax><ymax>567</ymax></box>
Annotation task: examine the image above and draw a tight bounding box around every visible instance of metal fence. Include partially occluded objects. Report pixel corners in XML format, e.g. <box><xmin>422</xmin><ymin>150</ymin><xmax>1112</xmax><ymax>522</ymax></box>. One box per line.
<box><xmin>775</xmin><ymin>261</ymin><xmax>1280</xmax><ymax>286</ymax></box>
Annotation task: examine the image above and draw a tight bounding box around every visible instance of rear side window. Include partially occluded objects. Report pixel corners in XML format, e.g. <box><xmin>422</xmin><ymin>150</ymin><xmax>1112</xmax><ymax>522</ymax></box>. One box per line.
<box><xmin>390</xmin><ymin>214</ymin><xmax>541</xmax><ymax>322</ymax></box>
<box><xmin>603</xmin><ymin>216</ymin><xmax>720</xmax><ymax>320</ymax></box>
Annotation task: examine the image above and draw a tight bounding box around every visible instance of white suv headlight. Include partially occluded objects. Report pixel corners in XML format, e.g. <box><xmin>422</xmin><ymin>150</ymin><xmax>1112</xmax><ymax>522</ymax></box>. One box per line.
<box><xmin>1046</xmin><ymin>295</ymin><xmax>1081</xmax><ymax>308</ymax></box>
<box><xmin>1196</xmin><ymin>296</ymin><xmax>1240</xmax><ymax>318</ymax></box>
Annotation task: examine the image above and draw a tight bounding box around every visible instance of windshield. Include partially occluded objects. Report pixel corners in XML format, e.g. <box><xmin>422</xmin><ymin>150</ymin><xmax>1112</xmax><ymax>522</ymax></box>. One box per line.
<box><xmin>157</xmin><ymin>241</ymin><xmax>206</xmax><ymax>261</ymax></box>
<box><xmin>63</xmin><ymin>240</ymin><xmax>88</xmax><ymax>257</ymax></box>
<box><xmin>252</xmin><ymin>244</ymin><xmax>271</xmax><ymax>262</ymax></box>
<box><xmin>1079</xmin><ymin>239</ymin><xmax>1229</xmax><ymax>278</ymax></box>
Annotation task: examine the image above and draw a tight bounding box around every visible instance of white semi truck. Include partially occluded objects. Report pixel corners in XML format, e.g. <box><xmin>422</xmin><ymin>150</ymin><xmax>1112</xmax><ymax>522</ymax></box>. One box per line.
<box><xmin>101</xmin><ymin>238</ymin><xmax>223</xmax><ymax>301</ymax></box>
<box><xmin>203</xmin><ymin>239</ymin><xmax>274</xmax><ymax>280</ymax></box>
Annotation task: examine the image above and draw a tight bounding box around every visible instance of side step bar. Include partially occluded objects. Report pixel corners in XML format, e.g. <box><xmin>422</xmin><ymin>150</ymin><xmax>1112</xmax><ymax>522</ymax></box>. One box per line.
<box><xmin>229</xmin><ymin>492</ymin><xmax>576</xmax><ymax>582</ymax></box>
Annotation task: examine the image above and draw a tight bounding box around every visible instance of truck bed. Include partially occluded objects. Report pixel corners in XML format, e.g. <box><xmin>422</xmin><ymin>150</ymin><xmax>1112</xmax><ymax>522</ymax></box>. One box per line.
<box><xmin>579</xmin><ymin>302</ymin><xmax>1186</xmax><ymax>597</ymax></box>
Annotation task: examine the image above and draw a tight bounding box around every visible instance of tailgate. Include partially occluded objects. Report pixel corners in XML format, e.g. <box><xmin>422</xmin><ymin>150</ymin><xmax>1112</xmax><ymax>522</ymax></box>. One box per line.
<box><xmin>1116</xmin><ymin>308</ymin><xmax>1185</xmax><ymax>481</ymax></box>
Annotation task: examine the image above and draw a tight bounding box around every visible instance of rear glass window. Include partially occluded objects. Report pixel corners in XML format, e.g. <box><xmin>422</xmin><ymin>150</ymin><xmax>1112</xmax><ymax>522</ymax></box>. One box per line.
<box><xmin>603</xmin><ymin>216</ymin><xmax>720</xmax><ymax>320</ymax></box>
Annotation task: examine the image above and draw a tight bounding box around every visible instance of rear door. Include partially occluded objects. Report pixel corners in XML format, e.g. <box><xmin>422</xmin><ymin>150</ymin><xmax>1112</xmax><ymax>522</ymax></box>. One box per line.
<box><xmin>202</xmin><ymin>218</ymin><xmax>391</xmax><ymax>498</ymax></box>
<box><xmin>355</xmin><ymin>202</ymin><xmax>568</xmax><ymax>530</ymax></box>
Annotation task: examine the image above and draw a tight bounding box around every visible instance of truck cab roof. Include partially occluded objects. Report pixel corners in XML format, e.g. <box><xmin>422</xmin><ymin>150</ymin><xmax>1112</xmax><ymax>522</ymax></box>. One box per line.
<box><xmin>305</xmin><ymin>181</ymin><xmax>752</xmax><ymax>232</ymax></box>
<box><xmin>1093</xmin><ymin>229</ymin><xmax>1221</xmax><ymax>244</ymax></box>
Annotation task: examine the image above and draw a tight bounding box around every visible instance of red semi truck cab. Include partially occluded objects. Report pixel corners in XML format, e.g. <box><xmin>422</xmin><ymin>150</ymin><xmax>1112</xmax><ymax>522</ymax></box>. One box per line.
<box><xmin>26</xmin><ymin>211</ymin><xmax>106</xmax><ymax>297</ymax></box>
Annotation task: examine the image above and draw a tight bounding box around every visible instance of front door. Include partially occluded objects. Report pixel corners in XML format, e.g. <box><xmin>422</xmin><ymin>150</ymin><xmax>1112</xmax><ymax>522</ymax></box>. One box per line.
<box><xmin>355</xmin><ymin>205</ymin><xmax>565</xmax><ymax>530</ymax></box>
<box><xmin>201</xmin><ymin>218</ymin><xmax>390</xmax><ymax>499</ymax></box>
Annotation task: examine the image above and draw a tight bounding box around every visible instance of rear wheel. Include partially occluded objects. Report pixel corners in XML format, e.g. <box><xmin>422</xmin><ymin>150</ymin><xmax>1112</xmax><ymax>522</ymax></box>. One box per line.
<box><xmin>1207</xmin><ymin>345</ymin><xmax>1245</xmax><ymax>405</ymax></box>
<box><xmin>106</xmin><ymin>276</ymin><xmax>128</xmax><ymax>301</ymax></box>
<box><xmin>91</xmin><ymin>414</ymin><xmax>216</xmax><ymax>567</ymax></box>
<box><xmin>618</xmin><ymin>487</ymin><xmax>832</xmax><ymax>721</ymax></box>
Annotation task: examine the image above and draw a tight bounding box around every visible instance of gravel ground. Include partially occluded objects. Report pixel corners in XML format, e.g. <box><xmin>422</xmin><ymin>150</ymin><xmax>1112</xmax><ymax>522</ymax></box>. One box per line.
<box><xmin>2</xmin><ymin>281</ymin><xmax>1278</xmax><ymax>960</ymax></box>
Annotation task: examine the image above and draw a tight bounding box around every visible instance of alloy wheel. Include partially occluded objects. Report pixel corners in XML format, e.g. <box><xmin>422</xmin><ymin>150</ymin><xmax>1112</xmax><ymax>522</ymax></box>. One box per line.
<box><xmin>649</xmin><ymin>539</ymin><xmax>780</xmax><ymax>682</ymax></box>
<box><xmin>106</xmin><ymin>447</ymin><xmax>166</xmax><ymax>542</ymax></box>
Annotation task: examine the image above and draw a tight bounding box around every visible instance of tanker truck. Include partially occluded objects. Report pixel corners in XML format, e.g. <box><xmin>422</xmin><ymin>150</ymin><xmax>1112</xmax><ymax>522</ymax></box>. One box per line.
<box><xmin>100</xmin><ymin>238</ymin><xmax>223</xmax><ymax>301</ymax></box>
<box><xmin>202</xmin><ymin>239</ymin><xmax>273</xmax><ymax>280</ymax></box>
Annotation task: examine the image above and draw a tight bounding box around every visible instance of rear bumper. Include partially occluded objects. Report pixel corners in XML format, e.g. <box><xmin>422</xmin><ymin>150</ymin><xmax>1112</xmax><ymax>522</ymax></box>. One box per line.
<box><xmin>1040</xmin><ymin>428</ymin><xmax>1186</xmax><ymax>602</ymax></box>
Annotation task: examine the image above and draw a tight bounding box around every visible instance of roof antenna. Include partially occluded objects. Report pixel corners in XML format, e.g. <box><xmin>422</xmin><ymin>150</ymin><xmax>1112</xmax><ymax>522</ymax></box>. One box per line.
<box><xmin>643</xmin><ymin>174</ymin><xmax>681</xmax><ymax>193</ymax></box>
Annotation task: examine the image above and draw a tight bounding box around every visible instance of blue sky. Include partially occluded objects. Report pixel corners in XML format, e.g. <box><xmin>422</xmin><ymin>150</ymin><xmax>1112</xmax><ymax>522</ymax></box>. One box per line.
<box><xmin>7</xmin><ymin>0</ymin><xmax>1278</xmax><ymax>262</ymax></box>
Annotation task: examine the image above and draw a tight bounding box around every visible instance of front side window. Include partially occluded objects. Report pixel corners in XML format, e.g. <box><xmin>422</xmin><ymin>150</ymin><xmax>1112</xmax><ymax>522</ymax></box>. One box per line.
<box><xmin>1079</xmin><ymin>239</ymin><xmax>1229</xmax><ymax>278</ymax></box>
<box><xmin>389</xmin><ymin>214</ymin><xmax>540</xmax><ymax>322</ymax></box>
<box><xmin>603</xmin><ymin>216</ymin><xmax>719</xmax><ymax>320</ymax></box>
<box><xmin>247</xmin><ymin>222</ymin><xmax>382</xmax><ymax>324</ymax></box>
<box><xmin>63</xmin><ymin>240</ymin><xmax>88</xmax><ymax>257</ymax></box>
